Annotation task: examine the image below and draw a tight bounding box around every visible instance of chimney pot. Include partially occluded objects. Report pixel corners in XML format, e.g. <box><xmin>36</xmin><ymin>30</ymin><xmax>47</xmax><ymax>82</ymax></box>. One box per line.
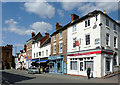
<box><xmin>55</xmin><ymin>22</ymin><xmax>62</xmax><ymax>31</ymax></box>
<box><xmin>71</xmin><ymin>14</ymin><xmax>79</xmax><ymax>22</ymax></box>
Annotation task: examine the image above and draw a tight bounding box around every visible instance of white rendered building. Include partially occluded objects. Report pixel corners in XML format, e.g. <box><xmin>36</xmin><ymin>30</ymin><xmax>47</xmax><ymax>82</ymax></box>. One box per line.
<box><xmin>67</xmin><ymin>10</ymin><xmax>120</xmax><ymax>78</ymax></box>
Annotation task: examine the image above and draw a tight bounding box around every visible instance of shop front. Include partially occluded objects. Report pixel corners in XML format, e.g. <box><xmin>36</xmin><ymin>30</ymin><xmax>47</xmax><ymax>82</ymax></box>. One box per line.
<box><xmin>37</xmin><ymin>57</ymin><xmax>49</xmax><ymax>73</ymax></box>
<box><xmin>48</xmin><ymin>55</ymin><xmax>64</xmax><ymax>74</ymax></box>
<box><xmin>67</xmin><ymin>50</ymin><xmax>114</xmax><ymax>78</ymax></box>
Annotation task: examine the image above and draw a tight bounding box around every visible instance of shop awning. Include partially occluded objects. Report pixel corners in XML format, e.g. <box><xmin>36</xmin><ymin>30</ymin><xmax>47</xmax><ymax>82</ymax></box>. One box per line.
<box><xmin>30</xmin><ymin>59</ymin><xmax>38</xmax><ymax>62</ymax></box>
<box><xmin>26</xmin><ymin>59</ymin><xmax>31</xmax><ymax>61</ymax></box>
<box><xmin>37</xmin><ymin>60</ymin><xmax>48</xmax><ymax>63</ymax></box>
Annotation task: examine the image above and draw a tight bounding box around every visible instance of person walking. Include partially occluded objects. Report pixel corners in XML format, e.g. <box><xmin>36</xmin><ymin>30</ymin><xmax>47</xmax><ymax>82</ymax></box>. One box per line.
<box><xmin>87</xmin><ymin>65</ymin><xmax>91</xmax><ymax>79</ymax></box>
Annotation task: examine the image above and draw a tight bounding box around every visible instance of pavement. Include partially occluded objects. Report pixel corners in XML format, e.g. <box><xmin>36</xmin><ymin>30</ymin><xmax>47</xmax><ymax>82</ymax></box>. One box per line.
<box><xmin>1</xmin><ymin>69</ymin><xmax>119</xmax><ymax>84</ymax></box>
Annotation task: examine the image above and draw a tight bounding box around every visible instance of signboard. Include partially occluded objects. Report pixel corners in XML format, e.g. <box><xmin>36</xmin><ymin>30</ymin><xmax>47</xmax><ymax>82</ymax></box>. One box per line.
<box><xmin>75</xmin><ymin>41</ymin><xmax>79</xmax><ymax>46</ymax></box>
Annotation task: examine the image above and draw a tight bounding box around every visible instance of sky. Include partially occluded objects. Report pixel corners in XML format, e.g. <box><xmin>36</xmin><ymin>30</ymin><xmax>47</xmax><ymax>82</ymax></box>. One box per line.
<box><xmin>1</xmin><ymin>0</ymin><xmax>120</xmax><ymax>55</ymax></box>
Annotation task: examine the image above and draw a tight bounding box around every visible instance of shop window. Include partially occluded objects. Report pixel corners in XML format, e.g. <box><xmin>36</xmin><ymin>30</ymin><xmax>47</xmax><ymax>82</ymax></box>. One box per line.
<box><xmin>70</xmin><ymin>61</ymin><xmax>77</xmax><ymax>70</ymax></box>
<box><xmin>84</xmin><ymin>61</ymin><xmax>93</xmax><ymax>71</ymax></box>
<box><xmin>80</xmin><ymin>62</ymin><xmax>83</xmax><ymax>71</ymax></box>
<box><xmin>50</xmin><ymin>63</ymin><xmax>54</xmax><ymax>72</ymax></box>
<box><xmin>57</xmin><ymin>63</ymin><xmax>61</xmax><ymax>72</ymax></box>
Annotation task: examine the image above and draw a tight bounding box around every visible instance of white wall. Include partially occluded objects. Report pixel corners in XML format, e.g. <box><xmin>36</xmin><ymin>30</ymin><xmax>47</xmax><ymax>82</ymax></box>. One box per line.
<box><xmin>67</xmin><ymin>14</ymin><xmax>101</xmax><ymax>53</ymax></box>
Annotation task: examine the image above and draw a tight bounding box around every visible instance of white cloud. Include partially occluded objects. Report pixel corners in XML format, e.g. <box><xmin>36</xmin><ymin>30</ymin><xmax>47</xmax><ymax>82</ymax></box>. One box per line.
<box><xmin>30</xmin><ymin>21</ymin><xmax>52</xmax><ymax>33</ymax></box>
<box><xmin>0</xmin><ymin>40</ymin><xmax>5</xmax><ymax>44</ymax></box>
<box><xmin>61</xmin><ymin>2</ymin><xmax>118</xmax><ymax>15</ymax></box>
<box><xmin>3</xmin><ymin>19</ymin><xmax>52</xmax><ymax>35</ymax></box>
<box><xmin>4</xmin><ymin>19</ymin><xmax>34</xmax><ymax>35</ymax></box>
<box><xmin>57</xmin><ymin>9</ymin><xmax>64</xmax><ymax>17</ymax></box>
<box><xmin>24</xmin><ymin>0</ymin><xmax>55</xmax><ymax>18</ymax></box>
<box><xmin>14</xmin><ymin>43</ymin><xmax>24</xmax><ymax>47</ymax></box>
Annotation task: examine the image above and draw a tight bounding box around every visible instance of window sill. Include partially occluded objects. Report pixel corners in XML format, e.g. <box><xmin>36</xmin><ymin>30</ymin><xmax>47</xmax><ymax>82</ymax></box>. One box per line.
<box><xmin>84</xmin><ymin>45</ymin><xmax>91</xmax><ymax>48</ymax></box>
<box><xmin>59</xmin><ymin>38</ymin><xmax>63</xmax><ymax>40</ymax></box>
<box><xmin>72</xmin><ymin>47</ymin><xmax>77</xmax><ymax>50</ymax></box>
<box><xmin>106</xmin><ymin>26</ymin><xmax>110</xmax><ymax>30</ymax></box>
<box><xmin>84</xmin><ymin>26</ymin><xmax>91</xmax><ymax>30</ymax></box>
<box><xmin>72</xmin><ymin>32</ymin><xmax>77</xmax><ymax>35</ymax></box>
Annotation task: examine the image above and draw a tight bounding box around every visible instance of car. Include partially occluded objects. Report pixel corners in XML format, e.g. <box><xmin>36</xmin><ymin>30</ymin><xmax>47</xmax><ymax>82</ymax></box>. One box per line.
<box><xmin>28</xmin><ymin>67</ymin><xmax>39</xmax><ymax>74</ymax></box>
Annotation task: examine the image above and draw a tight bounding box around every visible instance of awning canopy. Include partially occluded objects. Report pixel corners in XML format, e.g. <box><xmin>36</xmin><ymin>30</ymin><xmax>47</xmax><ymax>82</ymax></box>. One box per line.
<box><xmin>37</xmin><ymin>60</ymin><xmax>48</xmax><ymax>63</ymax></box>
<box><xmin>30</xmin><ymin>59</ymin><xmax>38</xmax><ymax>62</ymax></box>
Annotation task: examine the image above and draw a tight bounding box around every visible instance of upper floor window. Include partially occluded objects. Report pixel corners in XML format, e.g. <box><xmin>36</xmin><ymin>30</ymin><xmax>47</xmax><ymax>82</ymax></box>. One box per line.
<box><xmin>34</xmin><ymin>53</ymin><xmax>35</xmax><ymax>58</ymax></box>
<box><xmin>85</xmin><ymin>34</ymin><xmax>90</xmax><ymax>45</ymax></box>
<box><xmin>54</xmin><ymin>35</ymin><xmax>56</xmax><ymax>41</ymax></box>
<box><xmin>36</xmin><ymin>53</ymin><xmax>38</xmax><ymax>57</ymax></box>
<box><xmin>106</xmin><ymin>33</ymin><xmax>110</xmax><ymax>46</ymax></box>
<box><xmin>59</xmin><ymin>43</ymin><xmax>63</xmax><ymax>53</ymax></box>
<box><xmin>39</xmin><ymin>52</ymin><xmax>41</xmax><ymax>56</ymax></box>
<box><xmin>42</xmin><ymin>51</ymin><xmax>44</xmax><ymax>56</ymax></box>
<box><xmin>6</xmin><ymin>52</ymin><xmax>9</xmax><ymax>58</ymax></box>
<box><xmin>59</xmin><ymin>31</ymin><xmax>62</xmax><ymax>39</ymax></box>
<box><xmin>106</xmin><ymin>18</ymin><xmax>109</xmax><ymax>26</ymax></box>
<box><xmin>72</xmin><ymin>25</ymin><xmax>76</xmax><ymax>32</ymax></box>
<box><xmin>53</xmin><ymin>45</ymin><xmax>56</xmax><ymax>54</ymax></box>
<box><xmin>114</xmin><ymin>37</ymin><xmax>117</xmax><ymax>48</ymax></box>
<box><xmin>85</xmin><ymin>19</ymin><xmax>90</xmax><ymax>27</ymax></box>
<box><xmin>73</xmin><ymin>37</ymin><xmax>76</xmax><ymax>48</ymax></box>
<box><xmin>114</xmin><ymin>24</ymin><xmax>116</xmax><ymax>31</ymax></box>
<box><xmin>46</xmin><ymin>50</ymin><xmax>48</xmax><ymax>56</ymax></box>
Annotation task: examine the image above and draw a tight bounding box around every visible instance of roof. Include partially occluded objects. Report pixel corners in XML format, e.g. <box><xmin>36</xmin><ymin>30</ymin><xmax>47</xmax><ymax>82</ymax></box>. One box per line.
<box><xmin>40</xmin><ymin>38</ymin><xmax>51</xmax><ymax>48</ymax></box>
<box><xmin>26</xmin><ymin>32</ymin><xmax>42</xmax><ymax>42</ymax></box>
<box><xmin>51</xmin><ymin>10</ymin><xmax>120</xmax><ymax>36</ymax></box>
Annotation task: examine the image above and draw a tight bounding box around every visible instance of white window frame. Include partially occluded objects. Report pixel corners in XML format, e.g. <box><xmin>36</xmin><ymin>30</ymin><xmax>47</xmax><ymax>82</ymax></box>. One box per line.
<box><xmin>59</xmin><ymin>31</ymin><xmax>62</xmax><ymax>39</ymax></box>
<box><xmin>85</xmin><ymin>34</ymin><xmax>90</xmax><ymax>45</ymax></box>
<box><xmin>114</xmin><ymin>36</ymin><xmax>117</xmax><ymax>48</ymax></box>
<box><xmin>106</xmin><ymin>33</ymin><xmax>110</xmax><ymax>46</ymax></box>
<box><xmin>53</xmin><ymin>44</ymin><xmax>56</xmax><ymax>54</ymax></box>
<box><xmin>59</xmin><ymin>42</ymin><xmax>63</xmax><ymax>53</ymax></box>
<box><xmin>73</xmin><ymin>37</ymin><xmax>76</xmax><ymax>48</ymax></box>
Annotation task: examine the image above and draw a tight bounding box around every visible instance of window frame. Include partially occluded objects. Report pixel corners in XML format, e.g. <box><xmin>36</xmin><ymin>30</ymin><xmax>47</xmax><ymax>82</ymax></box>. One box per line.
<box><xmin>85</xmin><ymin>34</ymin><xmax>90</xmax><ymax>45</ymax></box>
<box><xmin>59</xmin><ymin>42</ymin><xmax>63</xmax><ymax>53</ymax></box>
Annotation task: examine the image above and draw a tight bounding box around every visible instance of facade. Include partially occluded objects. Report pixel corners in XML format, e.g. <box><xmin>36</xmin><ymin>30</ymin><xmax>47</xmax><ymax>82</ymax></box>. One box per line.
<box><xmin>1</xmin><ymin>45</ymin><xmax>13</xmax><ymax>69</ymax></box>
<box><xmin>67</xmin><ymin>10</ymin><xmax>120</xmax><ymax>77</ymax></box>
<box><xmin>32</xmin><ymin>32</ymin><xmax>50</xmax><ymax>72</ymax></box>
<box><xmin>49</xmin><ymin>23</ymin><xmax>67</xmax><ymax>74</ymax></box>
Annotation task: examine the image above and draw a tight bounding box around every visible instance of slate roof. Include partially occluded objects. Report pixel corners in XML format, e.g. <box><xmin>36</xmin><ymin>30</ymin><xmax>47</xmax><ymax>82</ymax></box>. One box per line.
<box><xmin>40</xmin><ymin>38</ymin><xmax>51</xmax><ymax>48</ymax></box>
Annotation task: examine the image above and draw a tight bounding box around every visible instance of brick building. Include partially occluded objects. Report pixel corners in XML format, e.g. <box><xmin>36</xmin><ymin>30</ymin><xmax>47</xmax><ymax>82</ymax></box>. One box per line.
<box><xmin>1</xmin><ymin>44</ymin><xmax>13</xmax><ymax>69</ymax></box>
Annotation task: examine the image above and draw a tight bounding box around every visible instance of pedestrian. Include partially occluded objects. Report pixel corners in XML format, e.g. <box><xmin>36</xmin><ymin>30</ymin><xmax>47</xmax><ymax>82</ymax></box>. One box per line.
<box><xmin>87</xmin><ymin>65</ymin><xmax>91</xmax><ymax>79</ymax></box>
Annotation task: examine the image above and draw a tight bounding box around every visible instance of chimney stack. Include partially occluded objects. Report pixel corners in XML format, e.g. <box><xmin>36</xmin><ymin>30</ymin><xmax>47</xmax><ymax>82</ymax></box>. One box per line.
<box><xmin>71</xmin><ymin>14</ymin><xmax>79</xmax><ymax>22</ymax></box>
<box><xmin>45</xmin><ymin>32</ymin><xmax>49</xmax><ymax>36</ymax></box>
<box><xmin>31</xmin><ymin>32</ymin><xmax>35</xmax><ymax>38</ymax></box>
<box><xmin>55</xmin><ymin>23</ymin><xmax>62</xmax><ymax>31</ymax></box>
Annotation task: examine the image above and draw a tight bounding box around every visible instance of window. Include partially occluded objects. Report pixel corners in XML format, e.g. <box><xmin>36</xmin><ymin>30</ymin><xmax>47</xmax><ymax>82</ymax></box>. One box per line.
<box><xmin>73</xmin><ymin>37</ymin><xmax>76</xmax><ymax>47</ymax></box>
<box><xmin>59</xmin><ymin>43</ymin><xmax>63</xmax><ymax>53</ymax></box>
<box><xmin>39</xmin><ymin>52</ymin><xmax>41</xmax><ymax>56</ymax></box>
<box><xmin>85</xmin><ymin>19</ymin><xmax>90</xmax><ymax>27</ymax></box>
<box><xmin>114</xmin><ymin>24</ymin><xmax>116</xmax><ymax>31</ymax></box>
<box><xmin>72</xmin><ymin>25</ymin><xmax>76</xmax><ymax>32</ymax></box>
<box><xmin>59</xmin><ymin>31</ymin><xmax>62</xmax><ymax>39</ymax></box>
<box><xmin>42</xmin><ymin>51</ymin><xmax>44</xmax><ymax>56</ymax></box>
<box><xmin>113</xmin><ymin>53</ymin><xmax>117</xmax><ymax>66</ymax></box>
<box><xmin>106</xmin><ymin>33</ymin><xmax>110</xmax><ymax>46</ymax></box>
<box><xmin>34</xmin><ymin>44</ymin><xmax>35</xmax><ymax>48</ymax></box>
<box><xmin>53</xmin><ymin>45</ymin><xmax>56</xmax><ymax>54</ymax></box>
<box><xmin>106</xmin><ymin>18</ymin><xmax>109</xmax><ymax>26</ymax></box>
<box><xmin>84</xmin><ymin>61</ymin><xmax>93</xmax><ymax>71</ymax></box>
<box><xmin>6</xmin><ymin>52</ymin><xmax>9</xmax><ymax>58</ymax></box>
<box><xmin>54</xmin><ymin>35</ymin><xmax>56</xmax><ymax>41</ymax></box>
<box><xmin>70</xmin><ymin>61</ymin><xmax>77</xmax><ymax>70</ymax></box>
<box><xmin>46</xmin><ymin>50</ymin><xmax>48</xmax><ymax>56</ymax></box>
<box><xmin>36</xmin><ymin>53</ymin><xmax>38</xmax><ymax>57</ymax></box>
<box><xmin>85</xmin><ymin>21</ymin><xmax>87</xmax><ymax>27</ymax></box>
<box><xmin>34</xmin><ymin>53</ymin><xmax>35</xmax><ymax>58</ymax></box>
<box><xmin>88</xmin><ymin>20</ymin><xmax>90</xmax><ymax>26</ymax></box>
<box><xmin>85</xmin><ymin>34</ymin><xmax>90</xmax><ymax>45</ymax></box>
<box><xmin>80</xmin><ymin>62</ymin><xmax>83</xmax><ymax>71</ymax></box>
<box><xmin>114</xmin><ymin>37</ymin><xmax>117</xmax><ymax>48</ymax></box>
<box><xmin>106</xmin><ymin>60</ymin><xmax>110</xmax><ymax>71</ymax></box>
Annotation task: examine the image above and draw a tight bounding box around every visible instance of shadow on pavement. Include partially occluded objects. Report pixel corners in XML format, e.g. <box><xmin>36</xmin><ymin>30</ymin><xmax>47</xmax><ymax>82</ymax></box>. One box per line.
<box><xmin>2</xmin><ymin>71</ymin><xmax>35</xmax><ymax>84</ymax></box>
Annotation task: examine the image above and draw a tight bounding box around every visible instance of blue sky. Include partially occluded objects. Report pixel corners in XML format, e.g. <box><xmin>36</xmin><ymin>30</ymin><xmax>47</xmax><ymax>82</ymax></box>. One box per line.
<box><xmin>1</xmin><ymin>1</ymin><xmax>119</xmax><ymax>55</ymax></box>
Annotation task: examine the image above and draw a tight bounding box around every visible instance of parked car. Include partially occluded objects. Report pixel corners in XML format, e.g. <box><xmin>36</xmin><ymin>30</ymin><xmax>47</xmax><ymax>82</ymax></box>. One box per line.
<box><xmin>28</xmin><ymin>67</ymin><xmax>39</xmax><ymax>74</ymax></box>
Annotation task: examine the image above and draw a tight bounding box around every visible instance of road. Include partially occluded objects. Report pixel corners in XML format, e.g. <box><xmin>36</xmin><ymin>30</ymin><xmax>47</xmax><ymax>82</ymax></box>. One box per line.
<box><xmin>1</xmin><ymin>69</ymin><xmax>119</xmax><ymax>84</ymax></box>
